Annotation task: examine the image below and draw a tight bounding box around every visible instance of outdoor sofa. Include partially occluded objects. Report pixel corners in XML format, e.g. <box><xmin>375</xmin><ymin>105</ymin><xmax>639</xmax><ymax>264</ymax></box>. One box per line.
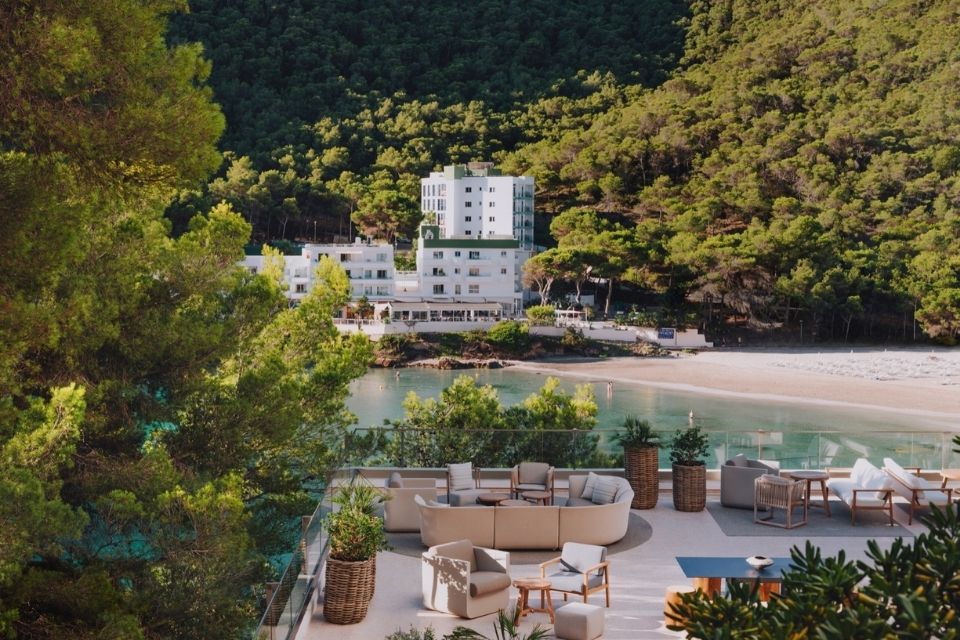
<box><xmin>415</xmin><ymin>473</ymin><xmax>633</xmax><ymax>550</ymax></box>
<box><xmin>383</xmin><ymin>471</ymin><xmax>438</xmax><ymax>532</ymax></box>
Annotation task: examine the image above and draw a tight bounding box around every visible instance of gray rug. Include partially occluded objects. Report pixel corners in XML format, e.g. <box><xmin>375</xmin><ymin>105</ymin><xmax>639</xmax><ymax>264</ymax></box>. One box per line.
<box><xmin>706</xmin><ymin>502</ymin><xmax>914</xmax><ymax>538</ymax></box>
<box><xmin>386</xmin><ymin>513</ymin><xmax>653</xmax><ymax>564</ymax></box>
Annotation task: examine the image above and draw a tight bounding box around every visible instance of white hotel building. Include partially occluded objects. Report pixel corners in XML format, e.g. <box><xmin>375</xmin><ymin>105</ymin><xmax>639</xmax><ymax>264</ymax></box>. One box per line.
<box><xmin>243</xmin><ymin>163</ymin><xmax>534</xmax><ymax>319</ymax></box>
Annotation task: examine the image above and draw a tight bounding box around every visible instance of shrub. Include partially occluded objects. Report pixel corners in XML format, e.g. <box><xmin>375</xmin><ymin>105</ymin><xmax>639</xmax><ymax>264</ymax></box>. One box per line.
<box><xmin>614</xmin><ymin>416</ymin><xmax>661</xmax><ymax>450</ymax></box>
<box><xmin>669</xmin><ymin>425</ymin><xmax>709</xmax><ymax>466</ymax></box>
<box><xmin>525</xmin><ymin>304</ymin><xmax>555</xmax><ymax>326</ymax></box>
<box><xmin>485</xmin><ymin>320</ymin><xmax>530</xmax><ymax>353</ymax></box>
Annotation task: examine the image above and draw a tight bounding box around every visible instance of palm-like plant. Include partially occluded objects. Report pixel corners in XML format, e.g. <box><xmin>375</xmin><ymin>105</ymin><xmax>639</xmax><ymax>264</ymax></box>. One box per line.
<box><xmin>447</xmin><ymin>609</ymin><xmax>550</xmax><ymax>640</ymax></box>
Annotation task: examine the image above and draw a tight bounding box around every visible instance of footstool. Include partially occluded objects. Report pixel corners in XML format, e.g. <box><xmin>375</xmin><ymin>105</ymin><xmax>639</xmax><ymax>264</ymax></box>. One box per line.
<box><xmin>554</xmin><ymin>602</ymin><xmax>604</xmax><ymax>640</ymax></box>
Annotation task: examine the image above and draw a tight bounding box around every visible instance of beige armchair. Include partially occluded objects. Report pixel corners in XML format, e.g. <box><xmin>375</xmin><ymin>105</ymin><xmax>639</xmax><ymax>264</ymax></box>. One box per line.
<box><xmin>384</xmin><ymin>471</ymin><xmax>437</xmax><ymax>532</ymax></box>
<box><xmin>754</xmin><ymin>475</ymin><xmax>807</xmax><ymax>529</ymax></box>
<box><xmin>540</xmin><ymin>541</ymin><xmax>610</xmax><ymax>607</ymax></box>
<box><xmin>510</xmin><ymin>462</ymin><xmax>555</xmax><ymax>503</ymax></box>
<box><xmin>721</xmin><ymin>454</ymin><xmax>779</xmax><ymax>509</ymax></box>
<box><xmin>446</xmin><ymin>462</ymin><xmax>485</xmax><ymax>506</ymax></box>
<box><xmin>421</xmin><ymin>539</ymin><xmax>511</xmax><ymax>619</ymax></box>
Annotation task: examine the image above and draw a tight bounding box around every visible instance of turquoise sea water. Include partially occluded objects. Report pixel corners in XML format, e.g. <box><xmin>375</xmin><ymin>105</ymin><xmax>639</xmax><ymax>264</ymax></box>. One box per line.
<box><xmin>347</xmin><ymin>367</ymin><xmax>960</xmax><ymax>469</ymax></box>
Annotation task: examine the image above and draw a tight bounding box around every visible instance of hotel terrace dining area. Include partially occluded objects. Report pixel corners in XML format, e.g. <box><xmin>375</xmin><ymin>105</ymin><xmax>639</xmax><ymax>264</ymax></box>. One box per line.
<box><xmin>280</xmin><ymin>459</ymin><xmax>958</xmax><ymax>640</ymax></box>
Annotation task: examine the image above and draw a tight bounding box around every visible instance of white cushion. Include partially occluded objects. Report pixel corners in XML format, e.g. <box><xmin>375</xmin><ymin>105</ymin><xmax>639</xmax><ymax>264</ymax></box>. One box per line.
<box><xmin>849</xmin><ymin>458</ymin><xmax>876</xmax><ymax>486</ymax></box>
<box><xmin>883</xmin><ymin>458</ymin><xmax>949</xmax><ymax>505</ymax></box>
<box><xmin>590</xmin><ymin>477</ymin><xmax>617</xmax><ymax>505</ymax></box>
<box><xmin>448</xmin><ymin>462</ymin><xmax>474</xmax><ymax>491</ymax></box>
<box><xmin>860</xmin><ymin>464</ymin><xmax>893</xmax><ymax>502</ymax></box>
<box><xmin>580</xmin><ymin>472</ymin><xmax>600</xmax><ymax>500</ymax></box>
<box><xmin>560</xmin><ymin>542</ymin><xmax>605</xmax><ymax>574</ymax></box>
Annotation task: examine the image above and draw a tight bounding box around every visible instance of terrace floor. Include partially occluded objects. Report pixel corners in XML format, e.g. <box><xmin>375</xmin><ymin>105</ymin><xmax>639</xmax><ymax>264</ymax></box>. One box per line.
<box><xmin>295</xmin><ymin>489</ymin><xmax>928</xmax><ymax>640</ymax></box>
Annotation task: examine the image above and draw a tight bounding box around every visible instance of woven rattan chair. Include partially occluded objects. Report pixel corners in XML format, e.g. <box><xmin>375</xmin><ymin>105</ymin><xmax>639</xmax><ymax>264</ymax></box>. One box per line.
<box><xmin>754</xmin><ymin>475</ymin><xmax>808</xmax><ymax>529</ymax></box>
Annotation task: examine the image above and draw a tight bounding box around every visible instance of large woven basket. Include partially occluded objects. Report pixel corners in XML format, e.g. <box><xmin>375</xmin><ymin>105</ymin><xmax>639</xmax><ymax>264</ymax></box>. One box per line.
<box><xmin>324</xmin><ymin>556</ymin><xmax>376</xmax><ymax>624</ymax></box>
<box><xmin>672</xmin><ymin>463</ymin><xmax>706</xmax><ymax>512</ymax></box>
<box><xmin>624</xmin><ymin>446</ymin><xmax>659</xmax><ymax>509</ymax></box>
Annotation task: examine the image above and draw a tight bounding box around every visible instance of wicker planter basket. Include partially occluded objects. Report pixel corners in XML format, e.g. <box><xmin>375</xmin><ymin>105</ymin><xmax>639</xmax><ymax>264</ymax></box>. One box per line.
<box><xmin>672</xmin><ymin>463</ymin><xmax>706</xmax><ymax>512</ymax></box>
<box><xmin>324</xmin><ymin>556</ymin><xmax>376</xmax><ymax>624</ymax></box>
<box><xmin>624</xmin><ymin>446</ymin><xmax>660</xmax><ymax>509</ymax></box>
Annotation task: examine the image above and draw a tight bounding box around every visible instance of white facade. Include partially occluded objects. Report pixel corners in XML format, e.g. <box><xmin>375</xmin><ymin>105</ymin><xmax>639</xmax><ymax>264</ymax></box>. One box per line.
<box><xmin>421</xmin><ymin>162</ymin><xmax>535</xmax><ymax>251</ymax></box>
<box><xmin>242</xmin><ymin>238</ymin><xmax>395</xmax><ymax>303</ymax></box>
<box><xmin>412</xmin><ymin>224</ymin><xmax>523</xmax><ymax>315</ymax></box>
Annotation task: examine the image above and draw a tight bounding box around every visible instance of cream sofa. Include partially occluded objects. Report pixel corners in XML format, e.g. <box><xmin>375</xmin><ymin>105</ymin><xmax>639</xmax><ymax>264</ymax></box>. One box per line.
<box><xmin>384</xmin><ymin>472</ymin><xmax>438</xmax><ymax>533</ymax></box>
<box><xmin>414</xmin><ymin>474</ymin><xmax>633</xmax><ymax>550</ymax></box>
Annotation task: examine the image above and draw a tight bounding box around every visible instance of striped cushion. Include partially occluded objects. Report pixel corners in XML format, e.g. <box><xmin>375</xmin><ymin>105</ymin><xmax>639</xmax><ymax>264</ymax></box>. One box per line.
<box><xmin>591</xmin><ymin>477</ymin><xmax>617</xmax><ymax>504</ymax></box>
<box><xmin>448</xmin><ymin>462</ymin><xmax>474</xmax><ymax>491</ymax></box>
<box><xmin>580</xmin><ymin>472</ymin><xmax>600</xmax><ymax>500</ymax></box>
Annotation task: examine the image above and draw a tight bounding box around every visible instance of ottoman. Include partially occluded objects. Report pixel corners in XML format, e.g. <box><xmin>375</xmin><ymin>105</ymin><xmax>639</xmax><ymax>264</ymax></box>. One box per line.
<box><xmin>554</xmin><ymin>602</ymin><xmax>604</xmax><ymax>640</ymax></box>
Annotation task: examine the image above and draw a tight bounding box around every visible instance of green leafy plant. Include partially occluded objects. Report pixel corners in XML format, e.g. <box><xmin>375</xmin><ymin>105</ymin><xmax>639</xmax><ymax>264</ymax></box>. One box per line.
<box><xmin>324</xmin><ymin>482</ymin><xmax>390</xmax><ymax>561</ymax></box>
<box><xmin>525</xmin><ymin>304</ymin><xmax>556</xmax><ymax>326</ymax></box>
<box><xmin>669</xmin><ymin>425</ymin><xmax>709</xmax><ymax>466</ymax></box>
<box><xmin>614</xmin><ymin>416</ymin><xmax>661</xmax><ymax>450</ymax></box>
<box><xmin>447</xmin><ymin>609</ymin><xmax>550</xmax><ymax>640</ymax></box>
<box><xmin>485</xmin><ymin>320</ymin><xmax>530</xmax><ymax>353</ymax></box>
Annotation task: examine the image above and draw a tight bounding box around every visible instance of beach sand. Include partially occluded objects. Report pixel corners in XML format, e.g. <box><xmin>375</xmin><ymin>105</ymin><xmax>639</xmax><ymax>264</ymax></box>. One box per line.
<box><xmin>512</xmin><ymin>348</ymin><xmax>960</xmax><ymax>419</ymax></box>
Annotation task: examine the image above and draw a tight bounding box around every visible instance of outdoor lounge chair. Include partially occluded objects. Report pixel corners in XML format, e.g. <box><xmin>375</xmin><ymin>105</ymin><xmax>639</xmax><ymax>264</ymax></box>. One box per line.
<box><xmin>754</xmin><ymin>474</ymin><xmax>807</xmax><ymax>529</ymax></box>
<box><xmin>826</xmin><ymin>458</ymin><xmax>894</xmax><ymax>526</ymax></box>
<box><xmin>540</xmin><ymin>542</ymin><xmax>611</xmax><ymax>607</ymax></box>
<box><xmin>446</xmin><ymin>462</ymin><xmax>485</xmax><ymax>506</ymax></box>
<box><xmin>721</xmin><ymin>454</ymin><xmax>779</xmax><ymax>509</ymax></box>
<box><xmin>421</xmin><ymin>539</ymin><xmax>511</xmax><ymax>619</ymax></box>
<box><xmin>883</xmin><ymin>457</ymin><xmax>953</xmax><ymax>525</ymax></box>
<box><xmin>510</xmin><ymin>462</ymin><xmax>555</xmax><ymax>503</ymax></box>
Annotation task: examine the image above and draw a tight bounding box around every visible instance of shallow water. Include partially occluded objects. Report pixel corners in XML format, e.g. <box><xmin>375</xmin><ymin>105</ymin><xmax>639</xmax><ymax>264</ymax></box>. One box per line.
<box><xmin>347</xmin><ymin>367</ymin><xmax>960</xmax><ymax>468</ymax></box>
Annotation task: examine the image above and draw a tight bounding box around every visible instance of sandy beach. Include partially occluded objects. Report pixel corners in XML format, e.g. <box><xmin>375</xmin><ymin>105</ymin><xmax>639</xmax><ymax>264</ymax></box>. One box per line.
<box><xmin>512</xmin><ymin>348</ymin><xmax>960</xmax><ymax>420</ymax></box>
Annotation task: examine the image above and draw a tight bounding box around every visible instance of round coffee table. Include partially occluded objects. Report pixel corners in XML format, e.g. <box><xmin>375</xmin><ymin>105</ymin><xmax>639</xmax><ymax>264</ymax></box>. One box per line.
<box><xmin>521</xmin><ymin>490</ymin><xmax>552</xmax><ymax>506</ymax></box>
<box><xmin>512</xmin><ymin>577</ymin><xmax>554</xmax><ymax>624</ymax></box>
<box><xmin>783</xmin><ymin>470</ymin><xmax>831</xmax><ymax>517</ymax></box>
<box><xmin>940</xmin><ymin>468</ymin><xmax>960</xmax><ymax>489</ymax></box>
<box><xmin>476</xmin><ymin>493</ymin><xmax>508</xmax><ymax>506</ymax></box>
<box><xmin>498</xmin><ymin>499</ymin><xmax>532</xmax><ymax>507</ymax></box>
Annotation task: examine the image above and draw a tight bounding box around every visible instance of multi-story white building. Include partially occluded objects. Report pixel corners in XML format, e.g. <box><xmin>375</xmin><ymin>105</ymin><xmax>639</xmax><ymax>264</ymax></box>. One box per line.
<box><xmin>242</xmin><ymin>238</ymin><xmax>394</xmax><ymax>304</ymax></box>
<box><xmin>420</xmin><ymin>162</ymin><xmax>535</xmax><ymax>251</ymax></box>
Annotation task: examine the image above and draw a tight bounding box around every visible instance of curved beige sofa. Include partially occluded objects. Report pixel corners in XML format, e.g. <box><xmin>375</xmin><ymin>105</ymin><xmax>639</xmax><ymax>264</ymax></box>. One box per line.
<box><xmin>414</xmin><ymin>474</ymin><xmax>633</xmax><ymax>550</ymax></box>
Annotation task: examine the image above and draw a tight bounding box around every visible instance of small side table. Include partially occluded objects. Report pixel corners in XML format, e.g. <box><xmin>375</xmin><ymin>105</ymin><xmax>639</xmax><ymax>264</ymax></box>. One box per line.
<box><xmin>939</xmin><ymin>469</ymin><xmax>960</xmax><ymax>490</ymax></box>
<box><xmin>476</xmin><ymin>493</ymin><xmax>508</xmax><ymax>506</ymax></box>
<box><xmin>783</xmin><ymin>470</ymin><xmax>831</xmax><ymax>517</ymax></box>
<box><xmin>513</xmin><ymin>577</ymin><xmax>554</xmax><ymax>624</ymax></box>
<box><xmin>521</xmin><ymin>490</ymin><xmax>552</xmax><ymax>506</ymax></box>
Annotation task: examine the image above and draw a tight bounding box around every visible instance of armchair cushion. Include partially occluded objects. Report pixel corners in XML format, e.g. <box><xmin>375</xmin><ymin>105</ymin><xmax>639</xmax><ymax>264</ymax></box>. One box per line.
<box><xmin>559</xmin><ymin>542</ymin><xmax>605</xmax><ymax>574</ymax></box>
<box><xmin>731</xmin><ymin>453</ymin><xmax>749</xmax><ymax>467</ymax></box>
<box><xmin>518</xmin><ymin>462</ymin><xmax>551</xmax><ymax>485</ymax></box>
<box><xmin>548</xmin><ymin>572</ymin><xmax>605</xmax><ymax>594</ymax></box>
<box><xmin>721</xmin><ymin>457</ymin><xmax>779</xmax><ymax>509</ymax></box>
<box><xmin>470</xmin><ymin>571</ymin><xmax>511</xmax><ymax>597</ymax></box>
<box><xmin>387</xmin><ymin>471</ymin><xmax>404</xmax><ymax>488</ymax></box>
<box><xmin>448</xmin><ymin>462</ymin><xmax>474</xmax><ymax>491</ymax></box>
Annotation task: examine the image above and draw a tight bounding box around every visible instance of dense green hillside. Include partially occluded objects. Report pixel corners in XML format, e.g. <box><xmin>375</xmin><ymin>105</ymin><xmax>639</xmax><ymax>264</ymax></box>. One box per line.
<box><xmin>168</xmin><ymin>0</ymin><xmax>688</xmax><ymax>158</ymax></box>
<box><xmin>506</xmin><ymin>0</ymin><xmax>960</xmax><ymax>341</ymax></box>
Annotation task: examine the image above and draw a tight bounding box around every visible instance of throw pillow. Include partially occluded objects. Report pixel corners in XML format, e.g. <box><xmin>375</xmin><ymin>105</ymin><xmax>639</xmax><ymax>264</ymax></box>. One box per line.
<box><xmin>731</xmin><ymin>453</ymin><xmax>748</xmax><ymax>467</ymax></box>
<box><xmin>591</xmin><ymin>477</ymin><xmax>617</xmax><ymax>504</ymax></box>
<box><xmin>448</xmin><ymin>462</ymin><xmax>474</xmax><ymax>492</ymax></box>
<box><xmin>427</xmin><ymin>499</ymin><xmax>450</xmax><ymax>508</ymax></box>
<box><xmin>580</xmin><ymin>471</ymin><xmax>600</xmax><ymax>500</ymax></box>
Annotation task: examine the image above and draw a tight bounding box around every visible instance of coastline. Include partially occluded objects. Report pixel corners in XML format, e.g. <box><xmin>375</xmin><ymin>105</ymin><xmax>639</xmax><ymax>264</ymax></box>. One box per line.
<box><xmin>509</xmin><ymin>348</ymin><xmax>960</xmax><ymax>420</ymax></box>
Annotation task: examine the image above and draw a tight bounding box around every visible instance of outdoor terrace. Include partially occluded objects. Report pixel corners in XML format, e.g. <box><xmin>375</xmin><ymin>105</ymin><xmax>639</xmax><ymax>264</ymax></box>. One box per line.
<box><xmin>281</xmin><ymin>468</ymin><xmax>937</xmax><ymax>640</ymax></box>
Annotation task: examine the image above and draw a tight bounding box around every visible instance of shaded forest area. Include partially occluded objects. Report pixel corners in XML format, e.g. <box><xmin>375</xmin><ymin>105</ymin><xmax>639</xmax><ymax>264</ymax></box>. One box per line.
<box><xmin>167</xmin><ymin>0</ymin><xmax>960</xmax><ymax>346</ymax></box>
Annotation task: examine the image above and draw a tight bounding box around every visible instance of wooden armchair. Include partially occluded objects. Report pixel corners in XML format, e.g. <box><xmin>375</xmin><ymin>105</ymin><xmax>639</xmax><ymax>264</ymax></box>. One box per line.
<box><xmin>510</xmin><ymin>462</ymin><xmax>555</xmax><ymax>504</ymax></box>
<box><xmin>883</xmin><ymin>458</ymin><xmax>954</xmax><ymax>525</ymax></box>
<box><xmin>539</xmin><ymin>542</ymin><xmax>610</xmax><ymax>607</ymax></box>
<box><xmin>754</xmin><ymin>475</ymin><xmax>808</xmax><ymax>529</ymax></box>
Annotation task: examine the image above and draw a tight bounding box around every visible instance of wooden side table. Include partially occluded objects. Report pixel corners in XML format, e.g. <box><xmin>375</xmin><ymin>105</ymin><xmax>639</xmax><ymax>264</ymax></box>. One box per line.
<box><xmin>476</xmin><ymin>493</ymin><xmax>508</xmax><ymax>506</ymax></box>
<box><xmin>521</xmin><ymin>490</ymin><xmax>552</xmax><ymax>506</ymax></box>
<box><xmin>783</xmin><ymin>470</ymin><xmax>831</xmax><ymax>517</ymax></box>
<box><xmin>939</xmin><ymin>469</ymin><xmax>960</xmax><ymax>489</ymax></box>
<box><xmin>513</xmin><ymin>577</ymin><xmax>554</xmax><ymax>624</ymax></box>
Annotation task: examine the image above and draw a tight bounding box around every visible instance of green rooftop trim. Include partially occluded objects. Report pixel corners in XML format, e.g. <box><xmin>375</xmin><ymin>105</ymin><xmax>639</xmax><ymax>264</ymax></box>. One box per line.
<box><xmin>423</xmin><ymin>237</ymin><xmax>518</xmax><ymax>249</ymax></box>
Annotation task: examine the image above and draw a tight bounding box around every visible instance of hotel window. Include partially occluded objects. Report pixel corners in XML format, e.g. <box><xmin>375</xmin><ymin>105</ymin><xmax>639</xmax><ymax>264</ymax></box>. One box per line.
<box><xmin>488</xmin><ymin>201</ymin><xmax>495</xmax><ymax>207</ymax></box>
<box><xmin>295</xmin><ymin>283</ymin><xmax>306</xmax><ymax>293</ymax></box>
<box><xmin>489</xmin><ymin>216</ymin><xmax>495</xmax><ymax>222</ymax></box>
<box><xmin>465</xmin><ymin>186</ymin><xmax>472</xmax><ymax>193</ymax></box>
<box><xmin>364</xmin><ymin>286</ymin><xmax>373</xmax><ymax>295</ymax></box>
<box><xmin>465</xmin><ymin>230</ymin><xmax>472</xmax><ymax>235</ymax></box>
<box><xmin>454</xmin><ymin>251</ymin><xmax>461</xmax><ymax>257</ymax></box>
<box><xmin>376</xmin><ymin>253</ymin><xmax>388</xmax><ymax>262</ymax></box>
<box><xmin>364</xmin><ymin>270</ymin><xmax>372</xmax><ymax>279</ymax></box>
<box><xmin>377</xmin><ymin>269</ymin><xmax>388</xmax><ymax>279</ymax></box>
<box><xmin>489</xmin><ymin>187</ymin><xmax>495</xmax><ymax>193</ymax></box>
<box><xmin>469</xmin><ymin>267</ymin><xmax>479</xmax><ymax>277</ymax></box>
<box><xmin>465</xmin><ymin>201</ymin><xmax>472</xmax><ymax>207</ymax></box>
<box><xmin>433</xmin><ymin>284</ymin><xmax>445</xmax><ymax>294</ymax></box>
<box><xmin>376</xmin><ymin>286</ymin><xmax>389</xmax><ymax>295</ymax></box>
<box><xmin>455</xmin><ymin>285</ymin><xmax>461</xmax><ymax>295</ymax></box>
<box><xmin>432</xmin><ymin>251</ymin><xmax>444</xmax><ymax>259</ymax></box>
<box><xmin>432</xmin><ymin>267</ymin><xmax>445</xmax><ymax>276</ymax></box>
<box><xmin>344</xmin><ymin>270</ymin><xmax>351</xmax><ymax>278</ymax></box>
<box><xmin>468</xmin><ymin>284</ymin><xmax>479</xmax><ymax>294</ymax></box>
<box><xmin>469</xmin><ymin>251</ymin><xmax>480</xmax><ymax>260</ymax></box>
<box><xmin>501</xmin><ymin>267</ymin><xmax>508</xmax><ymax>275</ymax></box>
<box><xmin>454</xmin><ymin>268</ymin><xmax>460</xmax><ymax>274</ymax></box>
<box><xmin>465</xmin><ymin>216</ymin><xmax>472</xmax><ymax>221</ymax></box>
<box><xmin>500</xmin><ymin>251</ymin><xmax>507</xmax><ymax>257</ymax></box>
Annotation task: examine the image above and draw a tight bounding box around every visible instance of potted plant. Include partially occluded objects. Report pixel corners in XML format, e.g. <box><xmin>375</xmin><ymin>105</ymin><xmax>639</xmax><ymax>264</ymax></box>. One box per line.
<box><xmin>323</xmin><ymin>482</ymin><xmax>389</xmax><ymax>624</ymax></box>
<box><xmin>669</xmin><ymin>424</ymin><xmax>710</xmax><ymax>512</ymax></box>
<box><xmin>613</xmin><ymin>416</ymin><xmax>661</xmax><ymax>509</ymax></box>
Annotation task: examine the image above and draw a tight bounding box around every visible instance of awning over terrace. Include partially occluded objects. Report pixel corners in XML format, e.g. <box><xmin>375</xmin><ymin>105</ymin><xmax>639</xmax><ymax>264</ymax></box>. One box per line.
<box><xmin>387</xmin><ymin>301</ymin><xmax>504</xmax><ymax>321</ymax></box>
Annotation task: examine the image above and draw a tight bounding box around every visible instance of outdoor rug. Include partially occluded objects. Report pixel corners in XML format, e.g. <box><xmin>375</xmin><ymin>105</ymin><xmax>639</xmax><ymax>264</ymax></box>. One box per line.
<box><xmin>386</xmin><ymin>512</ymin><xmax>653</xmax><ymax>565</ymax></box>
<box><xmin>706</xmin><ymin>502</ymin><xmax>915</xmax><ymax>538</ymax></box>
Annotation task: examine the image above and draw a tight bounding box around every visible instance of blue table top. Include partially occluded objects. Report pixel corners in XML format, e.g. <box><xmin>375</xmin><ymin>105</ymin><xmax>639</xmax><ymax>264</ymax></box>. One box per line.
<box><xmin>676</xmin><ymin>556</ymin><xmax>793</xmax><ymax>580</ymax></box>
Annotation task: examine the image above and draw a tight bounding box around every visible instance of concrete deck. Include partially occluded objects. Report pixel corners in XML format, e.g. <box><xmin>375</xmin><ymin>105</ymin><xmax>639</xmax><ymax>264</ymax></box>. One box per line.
<box><xmin>295</xmin><ymin>494</ymin><xmax>926</xmax><ymax>640</ymax></box>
